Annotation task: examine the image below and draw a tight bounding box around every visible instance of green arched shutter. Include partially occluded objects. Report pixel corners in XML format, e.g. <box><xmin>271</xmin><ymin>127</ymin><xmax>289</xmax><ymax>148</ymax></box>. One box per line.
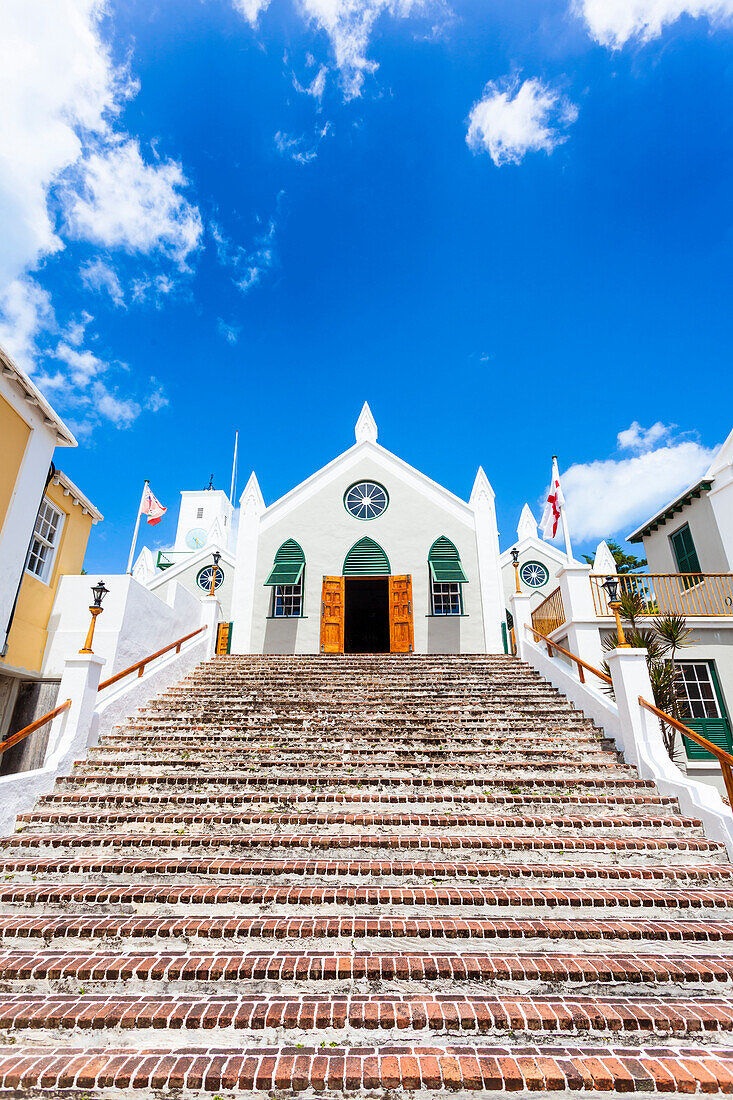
<box><xmin>343</xmin><ymin>537</ymin><xmax>391</xmax><ymax>576</ymax></box>
<box><xmin>428</xmin><ymin>537</ymin><xmax>467</xmax><ymax>583</ymax></box>
<box><xmin>265</xmin><ymin>540</ymin><xmax>305</xmax><ymax>585</ymax></box>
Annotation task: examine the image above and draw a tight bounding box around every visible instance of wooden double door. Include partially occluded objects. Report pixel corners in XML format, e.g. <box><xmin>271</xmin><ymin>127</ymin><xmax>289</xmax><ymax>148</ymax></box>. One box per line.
<box><xmin>320</xmin><ymin>575</ymin><xmax>414</xmax><ymax>654</ymax></box>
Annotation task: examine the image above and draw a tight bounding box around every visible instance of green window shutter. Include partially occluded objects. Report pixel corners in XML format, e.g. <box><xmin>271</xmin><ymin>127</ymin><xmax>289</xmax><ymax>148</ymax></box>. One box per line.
<box><xmin>428</xmin><ymin>536</ymin><xmax>468</xmax><ymax>583</ymax></box>
<box><xmin>670</xmin><ymin>524</ymin><xmax>701</xmax><ymax>574</ymax></box>
<box><xmin>343</xmin><ymin>537</ymin><xmax>391</xmax><ymax>576</ymax></box>
<box><xmin>264</xmin><ymin>540</ymin><xmax>305</xmax><ymax>586</ymax></box>
<box><xmin>683</xmin><ymin>718</ymin><xmax>732</xmax><ymax>760</ymax></box>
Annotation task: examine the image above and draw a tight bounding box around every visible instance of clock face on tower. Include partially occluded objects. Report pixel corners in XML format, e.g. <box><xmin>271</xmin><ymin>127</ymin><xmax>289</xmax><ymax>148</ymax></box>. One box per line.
<box><xmin>186</xmin><ymin>527</ymin><xmax>207</xmax><ymax>550</ymax></box>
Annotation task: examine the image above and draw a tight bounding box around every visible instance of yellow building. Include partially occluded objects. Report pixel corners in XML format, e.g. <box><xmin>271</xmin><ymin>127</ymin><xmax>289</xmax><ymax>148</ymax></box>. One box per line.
<box><xmin>1</xmin><ymin>471</ymin><xmax>103</xmax><ymax>675</ymax></box>
<box><xmin>0</xmin><ymin>345</ymin><xmax>101</xmax><ymax>759</ymax></box>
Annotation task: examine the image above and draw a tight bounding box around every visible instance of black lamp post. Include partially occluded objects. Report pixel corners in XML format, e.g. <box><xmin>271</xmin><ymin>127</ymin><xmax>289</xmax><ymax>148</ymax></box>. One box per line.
<box><xmin>510</xmin><ymin>548</ymin><xmax>521</xmax><ymax>594</ymax></box>
<box><xmin>209</xmin><ymin>552</ymin><xmax>222</xmax><ymax>597</ymax></box>
<box><xmin>80</xmin><ymin>580</ymin><xmax>109</xmax><ymax>654</ymax></box>
<box><xmin>601</xmin><ymin>576</ymin><xmax>629</xmax><ymax>647</ymax></box>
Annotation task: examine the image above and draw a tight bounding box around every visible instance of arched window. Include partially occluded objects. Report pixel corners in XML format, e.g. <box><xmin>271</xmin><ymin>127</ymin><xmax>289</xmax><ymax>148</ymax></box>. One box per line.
<box><xmin>265</xmin><ymin>540</ymin><xmax>305</xmax><ymax>617</ymax></box>
<box><xmin>342</xmin><ymin>537</ymin><xmax>391</xmax><ymax>576</ymax></box>
<box><xmin>428</xmin><ymin>536</ymin><xmax>467</xmax><ymax>615</ymax></box>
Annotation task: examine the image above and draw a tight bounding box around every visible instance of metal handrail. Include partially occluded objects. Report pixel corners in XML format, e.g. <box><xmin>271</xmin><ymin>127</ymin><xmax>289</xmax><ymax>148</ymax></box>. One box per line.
<box><xmin>97</xmin><ymin>625</ymin><xmax>207</xmax><ymax>692</ymax></box>
<box><xmin>525</xmin><ymin>623</ymin><xmax>612</xmax><ymax>686</ymax></box>
<box><xmin>638</xmin><ymin>696</ymin><xmax>733</xmax><ymax>807</ymax></box>
<box><xmin>0</xmin><ymin>699</ymin><xmax>71</xmax><ymax>757</ymax></box>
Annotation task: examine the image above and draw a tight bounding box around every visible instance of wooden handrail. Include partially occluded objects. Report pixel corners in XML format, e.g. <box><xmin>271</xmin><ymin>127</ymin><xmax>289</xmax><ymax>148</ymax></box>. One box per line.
<box><xmin>0</xmin><ymin>699</ymin><xmax>71</xmax><ymax>756</ymax></box>
<box><xmin>97</xmin><ymin>625</ymin><xmax>207</xmax><ymax>692</ymax></box>
<box><xmin>638</xmin><ymin>695</ymin><xmax>733</xmax><ymax>806</ymax></box>
<box><xmin>525</xmin><ymin>624</ymin><xmax>612</xmax><ymax>686</ymax></box>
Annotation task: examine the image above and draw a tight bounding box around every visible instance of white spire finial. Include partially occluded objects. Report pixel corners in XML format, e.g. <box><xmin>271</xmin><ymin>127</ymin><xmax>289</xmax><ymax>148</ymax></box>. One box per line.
<box><xmin>517</xmin><ymin>503</ymin><xmax>538</xmax><ymax>541</ymax></box>
<box><xmin>593</xmin><ymin>540</ymin><xmax>617</xmax><ymax>575</ymax></box>
<box><xmin>355</xmin><ymin>402</ymin><xmax>378</xmax><ymax>444</ymax></box>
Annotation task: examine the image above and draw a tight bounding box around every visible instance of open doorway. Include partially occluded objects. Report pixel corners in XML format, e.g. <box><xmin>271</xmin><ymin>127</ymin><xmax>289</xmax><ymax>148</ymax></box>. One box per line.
<box><xmin>344</xmin><ymin>577</ymin><xmax>390</xmax><ymax>653</ymax></box>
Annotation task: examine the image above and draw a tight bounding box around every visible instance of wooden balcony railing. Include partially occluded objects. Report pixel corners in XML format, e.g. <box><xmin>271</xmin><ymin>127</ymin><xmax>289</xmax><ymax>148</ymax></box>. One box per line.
<box><xmin>590</xmin><ymin>573</ymin><xmax>733</xmax><ymax>618</ymax></box>
<box><xmin>530</xmin><ymin>587</ymin><xmax>565</xmax><ymax>636</ymax></box>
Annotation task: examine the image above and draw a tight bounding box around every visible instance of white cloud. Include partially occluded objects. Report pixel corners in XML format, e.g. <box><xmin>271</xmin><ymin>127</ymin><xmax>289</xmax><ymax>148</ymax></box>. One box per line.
<box><xmin>617</xmin><ymin>420</ymin><xmax>673</xmax><ymax>452</ymax></box>
<box><xmin>556</xmin><ymin>432</ymin><xmax>717</xmax><ymax>542</ymax></box>
<box><xmin>0</xmin><ymin>279</ymin><xmax>54</xmax><ymax>368</ymax></box>
<box><xmin>92</xmin><ymin>382</ymin><xmax>141</xmax><ymax>427</ymax></box>
<box><xmin>293</xmin><ymin>61</ymin><xmax>328</xmax><ymax>98</ymax></box>
<box><xmin>275</xmin><ymin>123</ymin><xmax>332</xmax><ymax>163</ymax></box>
<box><xmin>55</xmin><ymin>340</ymin><xmax>104</xmax><ymax>386</ymax></box>
<box><xmin>145</xmin><ymin>380</ymin><xmax>169</xmax><ymax>413</ymax></box>
<box><xmin>467</xmin><ymin>76</ymin><xmax>578</xmax><ymax>166</ymax></box>
<box><xmin>575</xmin><ymin>0</ymin><xmax>733</xmax><ymax>47</ymax></box>
<box><xmin>80</xmin><ymin>258</ymin><xmax>125</xmax><ymax>306</ymax></box>
<box><xmin>218</xmin><ymin>319</ymin><xmax>241</xmax><ymax>343</ymax></box>
<box><xmin>215</xmin><ymin>214</ymin><xmax>279</xmax><ymax>295</ymax></box>
<box><xmin>66</xmin><ymin>140</ymin><xmax>202</xmax><ymax>265</ymax></box>
<box><xmin>232</xmin><ymin>0</ymin><xmax>271</xmax><ymax>24</ymax></box>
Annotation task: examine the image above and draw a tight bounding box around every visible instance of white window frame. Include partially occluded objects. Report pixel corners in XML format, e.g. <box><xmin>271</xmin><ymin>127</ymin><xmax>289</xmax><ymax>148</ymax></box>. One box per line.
<box><xmin>272</xmin><ymin>579</ymin><xmax>303</xmax><ymax>618</ymax></box>
<box><xmin>26</xmin><ymin>498</ymin><xmax>64</xmax><ymax>585</ymax></box>
<box><xmin>430</xmin><ymin>576</ymin><xmax>462</xmax><ymax>616</ymax></box>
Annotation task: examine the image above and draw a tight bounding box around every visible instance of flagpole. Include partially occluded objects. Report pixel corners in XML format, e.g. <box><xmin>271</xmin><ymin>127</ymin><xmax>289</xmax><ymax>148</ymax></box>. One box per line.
<box><xmin>229</xmin><ymin>430</ymin><xmax>239</xmax><ymax>505</ymax></box>
<box><xmin>126</xmin><ymin>480</ymin><xmax>149</xmax><ymax>575</ymax></box>
<box><xmin>553</xmin><ymin>455</ymin><xmax>574</xmax><ymax>562</ymax></box>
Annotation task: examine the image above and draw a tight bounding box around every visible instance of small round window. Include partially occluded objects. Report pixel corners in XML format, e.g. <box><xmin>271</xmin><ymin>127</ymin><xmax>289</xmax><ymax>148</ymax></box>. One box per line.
<box><xmin>197</xmin><ymin>564</ymin><xmax>224</xmax><ymax>592</ymax></box>
<box><xmin>520</xmin><ymin>560</ymin><xmax>549</xmax><ymax>588</ymax></box>
<box><xmin>344</xmin><ymin>481</ymin><xmax>389</xmax><ymax>520</ymax></box>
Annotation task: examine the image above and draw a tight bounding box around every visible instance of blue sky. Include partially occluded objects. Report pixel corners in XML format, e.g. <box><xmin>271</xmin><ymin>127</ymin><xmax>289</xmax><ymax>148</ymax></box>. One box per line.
<box><xmin>2</xmin><ymin>0</ymin><xmax>732</xmax><ymax>570</ymax></box>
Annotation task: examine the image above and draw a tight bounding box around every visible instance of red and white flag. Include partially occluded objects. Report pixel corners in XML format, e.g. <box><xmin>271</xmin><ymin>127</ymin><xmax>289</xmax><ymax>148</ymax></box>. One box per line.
<box><xmin>140</xmin><ymin>484</ymin><xmax>167</xmax><ymax>526</ymax></box>
<box><xmin>540</xmin><ymin>457</ymin><xmax>565</xmax><ymax>541</ymax></box>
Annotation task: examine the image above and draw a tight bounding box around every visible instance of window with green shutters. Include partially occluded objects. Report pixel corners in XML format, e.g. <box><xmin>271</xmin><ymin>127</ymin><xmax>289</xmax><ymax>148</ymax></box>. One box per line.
<box><xmin>428</xmin><ymin>537</ymin><xmax>467</xmax><ymax>615</ymax></box>
<box><xmin>670</xmin><ymin>524</ymin><xmax>701</xmax><ymax>575</ymax></box>
<box><xmin>265</xmin><ymin>540</ymin><xmax>305</xmax><ymax>617</ymax></box>
<box><xmin>677</xmin><ymin>661</ymin><xmax>732</xmax><ymax>760</ymax></box>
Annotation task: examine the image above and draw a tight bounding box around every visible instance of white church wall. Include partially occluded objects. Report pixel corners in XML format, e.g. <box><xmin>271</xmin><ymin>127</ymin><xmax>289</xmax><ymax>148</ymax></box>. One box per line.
<box><xmin>173</xmin><ymin>489</ymin><xmax>233</xmax><ymax>553</ymax></box>
<box><xmin>250</xmin><ymin>455</ymin><xmax>487</xmax><ymax>655</ymax></box>
<box><xmin>43</xmin><ymin>575</ymin><xmax>200</xmax><ymax>678</ymax></box>
<box><xmin>640</xmin><ymin>492</ymin><xmax>729</xmax><ymax>575</ymax></box>
<box><xmin>152</xmin><ymin>556</ymin><xmax>235</xmax><ymax>620</ymax></box>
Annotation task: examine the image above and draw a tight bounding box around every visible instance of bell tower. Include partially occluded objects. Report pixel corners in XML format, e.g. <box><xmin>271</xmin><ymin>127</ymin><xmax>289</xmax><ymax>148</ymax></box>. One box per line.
<box><xmin>173</xmin><ymin>487</ymin><xmax>234</xmax><ymax>553</ymax></box>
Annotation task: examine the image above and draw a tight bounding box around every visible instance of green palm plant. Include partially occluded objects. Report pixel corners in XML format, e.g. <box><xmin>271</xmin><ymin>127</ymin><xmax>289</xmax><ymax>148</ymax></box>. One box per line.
<box><xmin>602</xmin><ymin>610</ymin><xmax>691</xmax><ymax>761</ymax></box>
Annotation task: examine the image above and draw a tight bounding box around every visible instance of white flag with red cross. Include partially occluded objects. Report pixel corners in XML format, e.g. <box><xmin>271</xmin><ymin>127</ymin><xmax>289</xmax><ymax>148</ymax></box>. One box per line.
<box><xmin>540</xmin><ymin>457</ymin><xmax>564</xmax><ymax>540</ymax></box>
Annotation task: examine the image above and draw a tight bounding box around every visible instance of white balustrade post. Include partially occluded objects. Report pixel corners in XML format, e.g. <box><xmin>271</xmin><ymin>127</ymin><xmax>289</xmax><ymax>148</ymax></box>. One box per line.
<box><xmin>508</xmin><ymin>592</ymin><xmax>534</xmax><ymax>660</ymax></box>
<box><xmin>46</xmin><ymin>653</ymin><xmax>106</xmax><ymax>762</ymax></box>
<box><xmin>556</xmin><ymin>564</ymin><xmax>604</xmax><ymax>671</ymax></box>
<box><xmin>606</xmin><ymin>647</ymin><xmax>667</xmax><ymax>771</ymax></box>
<box><xmin>200</xmin><ymin>596</ymin><xmax>223</xmax><ymax>659</ymax></box>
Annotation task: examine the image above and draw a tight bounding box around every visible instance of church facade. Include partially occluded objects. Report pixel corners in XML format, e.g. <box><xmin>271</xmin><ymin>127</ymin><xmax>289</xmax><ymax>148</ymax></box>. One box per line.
<box><xmin>231</xmin><ymin>404</ymin><xmax>505</xmax><ymax>655</ymax></box>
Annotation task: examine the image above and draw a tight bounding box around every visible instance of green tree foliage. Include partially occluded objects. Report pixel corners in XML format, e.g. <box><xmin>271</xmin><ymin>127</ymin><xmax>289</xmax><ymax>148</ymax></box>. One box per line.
<box><xmin>583</xmin><ymin>540</ymin><xmax>647</xmax><ymax>573</ymax></box>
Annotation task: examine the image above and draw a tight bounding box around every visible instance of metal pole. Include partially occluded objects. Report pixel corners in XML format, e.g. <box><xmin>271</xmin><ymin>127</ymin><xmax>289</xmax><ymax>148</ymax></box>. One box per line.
<box><xmin>229</xmin><ymin>431</ymin><xmax>239</xmax><ymax>505</ymax></box>
<box><xmin>126</xmin><ymin>481</ymin><xmax>148</xmax><ymax>575</ymax></box>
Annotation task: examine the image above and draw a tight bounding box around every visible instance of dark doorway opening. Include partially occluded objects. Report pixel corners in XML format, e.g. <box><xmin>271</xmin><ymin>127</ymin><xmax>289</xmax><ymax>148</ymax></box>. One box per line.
<box><xmin>345</xmin><ymin>577</ymin><xmax>390</xmax><ymax>653</ymax></box>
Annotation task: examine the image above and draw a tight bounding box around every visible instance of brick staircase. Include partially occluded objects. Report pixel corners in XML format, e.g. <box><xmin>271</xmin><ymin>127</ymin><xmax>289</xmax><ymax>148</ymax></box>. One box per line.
<box><xmin>1</xmin><ymin>653</ymin><xmax>733</xmax><ymax>1095</ymax></box>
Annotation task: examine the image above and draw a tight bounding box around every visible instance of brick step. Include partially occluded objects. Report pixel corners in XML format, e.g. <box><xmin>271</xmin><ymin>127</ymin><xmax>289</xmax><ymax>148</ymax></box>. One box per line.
<box><xmin>4</xmin><ymin>991</ymin><xmax>733</xmax><ymax>1039</ymax></box>
<box><xmin>2</xmin><ymin>914</ymin><xmax>733</xmax><ymax>944</ymax></box>
<box><xmin>30</xmin><ymin>790</ymin><xmax>679</xmax><ymax>809</ymax></box>
<box><xmin>2</xmin><ymin>1042</ymin><xmax>732</xmax><ymax>1093</ymax></box>
<box><xmin>87</xmin><ymin>746</ymin><xmax>618</xmax><ymax>762</ymax></box>
<box><xmin>15</xmin><ymin>810</ymin><xmax>702</xmax><ymax>831</ymax></box>
<box><xmin>57</xmin><ymin>772</ymin><xmax>651</xmax><ymax>790</ymax></box>
<box><xmin>2</xmin><ymin>831</ymin><xmax>720</xmax><ymax>856</ymax></box>
<box><xmin>2</xmin><ymin>949</ymin><xmax>733</xmax><ymax>987</ymax></box>
<box><xmin>2</xmin><ymin>882</ymin><xmax>731</xmax><ymax>910</ymax></box>
<box><xmin>101</xmin><ymin>731</ymin><xmax>608</xmax><ymax>747</ymax></box>
<box><xmin>69</xmin><ymin>761</ymin><xmax>633</xmax><ymax>779</ymax></box>
<box><xmin>0</xmin><ymin>857</ymin><xmax>728</xmax><ymax>882</ymax></box>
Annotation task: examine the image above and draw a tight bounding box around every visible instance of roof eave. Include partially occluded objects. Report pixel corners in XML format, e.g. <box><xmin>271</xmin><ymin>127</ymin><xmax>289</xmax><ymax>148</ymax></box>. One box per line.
<box><xmin>627</xmin><ymin>479</ymin><xmax>713</xmax><ymax>543</ymax></box>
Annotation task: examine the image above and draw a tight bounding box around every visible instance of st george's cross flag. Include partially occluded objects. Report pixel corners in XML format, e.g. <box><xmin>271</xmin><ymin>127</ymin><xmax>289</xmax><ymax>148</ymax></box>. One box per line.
<box><xmin>540</xmin><ymin>457</ymin><xmax>565</xmax><ymax>540</ymax></box>
<box><xmin>140</xmin><ymin>483</ymin><xmax>167</xmax><ymax>525</ymax></box>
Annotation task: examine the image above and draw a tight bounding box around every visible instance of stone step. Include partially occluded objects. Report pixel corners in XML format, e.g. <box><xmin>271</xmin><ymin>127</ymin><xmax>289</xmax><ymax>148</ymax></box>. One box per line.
<box><xmin>1</xmin><ymin>1042</ymin><xmax>732</xmax><ymax>1093</ymax></box>
<box><xmin>55</xmin><ymin>772</ymin><xmax>652</xmax><ymax>790</ymax></box>
<box><xmin>1</xmin><ymin>832</ymin><xmax>721</xmax><ymax>856</ymax></box>
<box><xmin>2</xmin><ymin>881</ymin><xmax>732</xmax><ymax>911</ymax></box>
<box><xmin>1</xmin><ymin>913</ymin><xmax>733</xmax><ymax>945</ymax></box>
<box><xmin>0</xmin><ymin>857</ymin><xmax>728</xmax><ymax>882</ymax></box>
<box><xmin>3</xmin><ymin>991</ymin><xmax>733</xmax><ymax>1040</ymax></box>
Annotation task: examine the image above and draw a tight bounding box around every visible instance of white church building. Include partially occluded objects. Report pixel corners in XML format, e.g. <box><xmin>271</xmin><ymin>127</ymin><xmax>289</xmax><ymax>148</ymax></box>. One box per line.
<box><xmin>231</xmin><ymin>404</ymin><xmax>505</xmax><ymax>655</ymax></box>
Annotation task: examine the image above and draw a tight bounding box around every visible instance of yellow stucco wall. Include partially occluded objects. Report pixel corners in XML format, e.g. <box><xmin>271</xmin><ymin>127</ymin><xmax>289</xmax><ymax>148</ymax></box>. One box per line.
<box><xmin>2</xmin><ymin>480</ymin><xmax>95</xmax><ymax>673</ymax></box>
<box><xmin>0</xmin><ymin>395</ymin><xmax>31</xmax><ymax>536</ymax></box>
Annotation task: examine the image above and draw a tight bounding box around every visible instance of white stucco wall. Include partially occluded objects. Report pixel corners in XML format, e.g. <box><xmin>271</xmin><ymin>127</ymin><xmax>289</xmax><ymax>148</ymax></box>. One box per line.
<box><xmin>42</xmin><ymin>575</ymin><xmax>201</xmax><ymax>678</ymax></box>
<box><xmin>640</xmin><ymin>493</ymin><xmax>730</xmax><ymax>574</ymax></box>
<box><xmin>245</xmin><ymin>455</ymin><xmax>490</xmax><ymax>655</ymax></box>
<box><xmin>151</xmin><ymin>555</ymin><xmax>234</xmax><ymax>620</ymax></box>
<box><xmin>500</xmin><ymin>543</ymin><xmax>568</xmax><ymax>614</ymax></box>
